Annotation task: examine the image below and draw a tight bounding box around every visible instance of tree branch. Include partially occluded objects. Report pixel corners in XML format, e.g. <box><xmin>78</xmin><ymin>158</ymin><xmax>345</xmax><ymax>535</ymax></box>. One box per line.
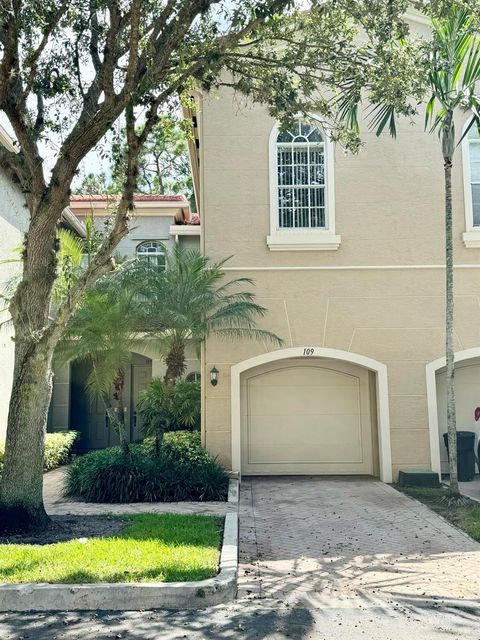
<box><xmin>22</xmin><ymin>0</ymin><xmax>69</xmax><ymax>99</ymax></box>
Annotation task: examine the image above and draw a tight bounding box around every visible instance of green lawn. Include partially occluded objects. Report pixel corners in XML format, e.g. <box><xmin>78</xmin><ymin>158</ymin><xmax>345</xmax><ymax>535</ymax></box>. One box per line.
<box><xmin>0</xmin><ymin>514</ymin><xmax>223</xmax><ymax>584</ymax></box>
<box><xmin>395</xmin><ymin>485</ymin><xmax>480</xmax><ymax>542</ymax></box>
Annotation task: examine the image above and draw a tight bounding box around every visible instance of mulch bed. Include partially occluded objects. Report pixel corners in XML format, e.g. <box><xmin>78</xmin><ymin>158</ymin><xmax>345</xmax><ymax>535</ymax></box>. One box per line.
<box><xmin>0</xmin><ymin>515</ymin><xmax>126</xmax><ymax>545</ymax></box>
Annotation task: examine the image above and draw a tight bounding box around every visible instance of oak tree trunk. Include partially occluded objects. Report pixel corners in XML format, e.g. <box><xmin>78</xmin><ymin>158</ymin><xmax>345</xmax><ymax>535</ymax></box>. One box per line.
<box><xmin>444</xmin><ymin>158</ymin><xmax>459</xmax><ymax>496</ymax></box>
<box><xmin>0</xmin><ymin>340</ymin><xmax>54</xmax><ymax>530</ymax></box>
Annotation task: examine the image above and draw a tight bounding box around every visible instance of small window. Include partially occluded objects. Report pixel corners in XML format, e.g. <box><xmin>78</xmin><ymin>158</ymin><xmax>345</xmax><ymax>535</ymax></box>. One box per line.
<box><xmin>468</xmin><ymin>127</ymin><xmax>480</xmax><ymax>227</ymax></box>
<box><xmin>136</xmin><ymin>241</ymin><xmax>165</xmax><ymax>268</ymax></box>
<box><xmin>276</xmin><ymin>121</ymin><xmax>326</xmax><ymax>230</ymax></box>
<box><xmin>186</xmin><ymin>372</ymin><xmax>201</xmax><ymax>383</ymax></box>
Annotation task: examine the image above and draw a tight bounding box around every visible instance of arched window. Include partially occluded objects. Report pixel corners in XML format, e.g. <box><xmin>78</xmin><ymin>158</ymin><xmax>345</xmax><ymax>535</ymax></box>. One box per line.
<box><xmin>468</xmin><ymin>126</ymin><xmax>480</xmax><ymax>227</ymax></box>
<box><xmin>136</xmin><ymin>241</ymin><xmax>165</xmax><ymax>268</ymax></box>
<box><xmin>276</xmin><ymin>121</ymin><xmax>326</xmax><ymax>229</ymax></box>
<box><xmin>267</xmin><ymin>120</ymin><xmax>339</xmax><ymax>251</ymax></box>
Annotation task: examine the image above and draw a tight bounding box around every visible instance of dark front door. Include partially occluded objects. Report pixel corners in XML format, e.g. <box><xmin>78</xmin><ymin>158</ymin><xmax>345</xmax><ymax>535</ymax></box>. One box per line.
<box><xmin>70</xmin><ymin>356</ymin><xmax>151</xmax><ymax>451</ymax></box>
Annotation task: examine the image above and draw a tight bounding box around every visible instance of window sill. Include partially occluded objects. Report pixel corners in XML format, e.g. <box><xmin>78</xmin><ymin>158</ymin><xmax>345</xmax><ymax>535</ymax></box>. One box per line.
<box><xmin>462</xmin><ymin>231</ymin><xmax>480</xmax><ymax>248</ymax></box>
<box><xmin>266</xmin><ymin>232</ymin><xmax>341</xmax><ymax>251</ymax></box>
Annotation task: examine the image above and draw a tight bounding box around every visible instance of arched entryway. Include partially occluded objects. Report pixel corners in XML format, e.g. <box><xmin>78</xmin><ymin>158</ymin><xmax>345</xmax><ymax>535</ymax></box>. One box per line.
<box><xmin>427</xmin><ymin>348</ymin><xmax>480</xmax><ymax>475</ymax></box>
<box><xmin>70</xmin><ymin>352</ymin><xmax>153</xmax><ymax>452</ymax></box>
<box><xmin>231</xmin><ymin>347</ymin><xmax>392</xmax><ymax>482</ymax></box>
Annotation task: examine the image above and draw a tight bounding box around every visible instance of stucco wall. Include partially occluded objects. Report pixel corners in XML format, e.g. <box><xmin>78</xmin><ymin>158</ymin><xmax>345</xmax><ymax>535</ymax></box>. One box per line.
<box><xmin>0</xmin><ymin>169</ymin><xmax>28</xmax><ymax>442</ymax></box>
<box><xmin>199</xmin><ymin>87</ymin><xmax>480</xmax><ymax>478</ymax></box>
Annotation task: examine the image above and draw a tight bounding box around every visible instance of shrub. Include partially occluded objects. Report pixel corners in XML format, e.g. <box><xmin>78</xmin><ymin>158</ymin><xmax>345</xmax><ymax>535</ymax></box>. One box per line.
<box><xmin>142</xmin><ymin>431</ymin><xmax>210</xmax><ymax>465</ymax></box>
<box><xmin>43</xmin><ymin>431</ymin><xmax>79</xmax><ymax>471</ymax></box>
<box><xmin>138</xmin><ymin>379</ymin><xmax>200</xmax><ymax>436</ymax></box>
<box><xmin>65</xmin><ymin>431</ymin><xmax>229</xmax><ymax>503</ymax></box>
<box><xmin>0</xmin><ymin>431</ymin><xmax>78</xmax><ymax>476</ymax></box>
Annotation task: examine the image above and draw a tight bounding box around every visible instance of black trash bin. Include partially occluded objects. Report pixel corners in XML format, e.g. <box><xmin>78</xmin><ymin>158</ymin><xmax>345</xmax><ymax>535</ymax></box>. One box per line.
<box><xmin>443</xmin><ymin>431</ymin><xmax>476</xmax><ymax>482</ymax></box>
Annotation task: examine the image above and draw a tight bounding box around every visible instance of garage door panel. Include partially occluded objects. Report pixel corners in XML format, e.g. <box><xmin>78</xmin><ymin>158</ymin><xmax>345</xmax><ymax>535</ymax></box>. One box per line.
<box><xmin>248</xmin><ymin>384</ymin><xmax>361</xmax><ymax>416</ymax></box>
<box><xmin>248</xmin><ymin>415</ymin><xmax>364</xmax><ymax>464</ymax></box>
<box><xmin>241</xmin><ymin>361</ymin><xmax>374</xmax><ymax>475</ymax></box>
<box><xmin>249</xmin><ymin>367</ymin><xmax>358</xmax><ymax>388</ymax></box>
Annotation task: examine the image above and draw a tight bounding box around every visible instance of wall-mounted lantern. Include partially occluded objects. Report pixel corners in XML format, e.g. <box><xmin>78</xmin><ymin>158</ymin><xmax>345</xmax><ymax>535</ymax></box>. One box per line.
<box><xmin>210</xmin><ymin>366</ymin><xmax>219</xmax><ymax>386</ymax></box>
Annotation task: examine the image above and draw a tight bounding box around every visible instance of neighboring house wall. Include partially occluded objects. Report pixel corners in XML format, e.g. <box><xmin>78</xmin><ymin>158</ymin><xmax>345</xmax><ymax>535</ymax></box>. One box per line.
<box><xmin>48</xmin><ymin>198</ymin><xmax>201</xmax><ymax>446</ymax></box>
<box><xmin>0</xmin><ymin>169</ymin><xmax>28</xmax><ymax>442</ymax></box>
<box><xmin>199</xmin><ymin>83</ymin><xmax>480</xmax><ymax>480</ymax></box>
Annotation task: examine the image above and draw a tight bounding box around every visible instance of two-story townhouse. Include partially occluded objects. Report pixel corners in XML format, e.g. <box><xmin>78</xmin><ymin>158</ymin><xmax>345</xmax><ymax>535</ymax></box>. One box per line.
<box><xmin>47</xmin><ymin>194</ymin><xmax>201</xmax><ymax>451</ymax></box>
<box><xmin>194</xmin><ymin>14</ymin><xmax>480</xmax><ymax>482</ymax></box>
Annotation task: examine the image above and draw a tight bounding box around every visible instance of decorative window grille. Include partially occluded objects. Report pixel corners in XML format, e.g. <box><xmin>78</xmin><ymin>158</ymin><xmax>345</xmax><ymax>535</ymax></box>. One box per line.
<box><xmin>276</xmin><ymin>121</ymin><xmax>326</xmax><ymax>229</ymax></box>
<box><xmin>136</xmin><ymin>241</ymin><xmax>166</xmax><ymax>268</ymax></box>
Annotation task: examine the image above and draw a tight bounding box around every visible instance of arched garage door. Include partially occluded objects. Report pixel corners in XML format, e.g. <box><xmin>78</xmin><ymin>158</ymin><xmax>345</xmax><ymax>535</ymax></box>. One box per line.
<box><xmin>240</xmin><ymin>358</ymin><xmax>377</xmax><ymax>475</ymax></box>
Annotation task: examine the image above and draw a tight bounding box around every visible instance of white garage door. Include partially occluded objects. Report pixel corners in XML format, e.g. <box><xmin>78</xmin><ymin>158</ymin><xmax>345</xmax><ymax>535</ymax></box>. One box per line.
<box><xmin>241</xmin><ymin>359</ymin><xmax>375</xmax><ymax>475</ymax></box>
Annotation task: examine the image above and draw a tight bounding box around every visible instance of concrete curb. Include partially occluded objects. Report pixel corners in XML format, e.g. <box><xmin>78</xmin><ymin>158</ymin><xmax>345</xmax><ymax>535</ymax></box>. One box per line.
<box><xmin>228</xmin><ymin>478</ymin><xmax>239</xmax><ymax>505</ymax></box>
<box><xmin>0</xmin><ymin>512</ymin><xmax>238</xmax><ymax>611</ymax></box>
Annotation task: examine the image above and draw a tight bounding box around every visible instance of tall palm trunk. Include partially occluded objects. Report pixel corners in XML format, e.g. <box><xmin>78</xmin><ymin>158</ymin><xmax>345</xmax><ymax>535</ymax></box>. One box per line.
<box><xmin>164</xmin><ymin>339</ymin><xmax>186</xmax><ymax>385</ymax></box>
<box><xmin>110</xmin><ymin>371</ymin><xmax>130</xmax><ymax>456</ymax></box>
<box><xmin>444</xmin><ymin>157</ymin><xmax>459</xmax><ymax>496</ymax></box>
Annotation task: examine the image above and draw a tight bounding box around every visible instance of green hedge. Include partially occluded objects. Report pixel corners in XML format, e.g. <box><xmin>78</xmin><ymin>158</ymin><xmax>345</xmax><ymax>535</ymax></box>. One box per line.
<box><xmin>142</xmin><ymin>431</ymin><xmax>211</xmax><ymax>465</ymax></box>
<box><xmin>65</xmin><ymin>431</ymin><xmax>229</xmax><ymax>503</ymax></box>
<box><xmin>0</xmin><ymin>431</ymin><xmax>78</xmax><ymax>476</ymax></box>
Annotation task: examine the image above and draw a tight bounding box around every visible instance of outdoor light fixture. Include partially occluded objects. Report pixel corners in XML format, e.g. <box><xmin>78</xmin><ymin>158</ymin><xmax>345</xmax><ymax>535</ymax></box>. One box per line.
<box><xmin>210</xmin><ymin>366</ymin><xmax>219</xmax><ymax>386</ymax></box>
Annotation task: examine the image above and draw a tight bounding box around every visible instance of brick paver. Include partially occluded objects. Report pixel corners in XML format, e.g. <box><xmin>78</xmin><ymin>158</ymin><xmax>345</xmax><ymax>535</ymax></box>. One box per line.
<box><xmin>238</xmin><ymin>477</ymin><xmax>480</xmax><ymax>607</ymax></box>
<box><xmin>43</xmin><ymin>467</ymin><xmax>235</xmax><ymax>516</ymax></box>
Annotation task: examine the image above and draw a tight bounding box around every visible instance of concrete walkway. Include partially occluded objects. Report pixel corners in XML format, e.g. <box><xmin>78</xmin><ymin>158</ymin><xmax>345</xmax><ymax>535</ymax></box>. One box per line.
<box><xmin>238</xmin><ymin>477</ymin><xmax>480</xmax><ymax>607</ymax></box>
<box><xmin>43</xmin><ymin>467</ymin><xmax>235</xmax><ymax>516</ymax></box>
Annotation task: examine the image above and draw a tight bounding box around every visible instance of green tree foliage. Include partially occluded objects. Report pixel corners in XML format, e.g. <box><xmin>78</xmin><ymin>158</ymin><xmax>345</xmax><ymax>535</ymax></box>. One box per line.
<box><xmin>130</xmin><ymin>245</ymin><xmax>283</xmax><ymax>385</ymax></box>
<box><xmin>76</xmin><ymin>116</ymin><xmax>193</xmax><ymax>201</ymax></box>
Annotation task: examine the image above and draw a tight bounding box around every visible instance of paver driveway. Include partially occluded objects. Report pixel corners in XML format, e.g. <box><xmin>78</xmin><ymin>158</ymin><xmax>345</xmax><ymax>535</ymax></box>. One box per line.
<box><xmin>238</xmin><ymin>477</ymin><xmax>480</xmax><ymax>607</ymax></box>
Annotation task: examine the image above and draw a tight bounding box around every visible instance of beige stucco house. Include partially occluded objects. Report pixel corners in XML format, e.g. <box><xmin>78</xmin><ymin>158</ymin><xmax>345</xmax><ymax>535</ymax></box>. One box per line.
<box><xmin>193</xmin><ymin>14</ymin><xmax>480</xmax><ymax>482</ymax></box>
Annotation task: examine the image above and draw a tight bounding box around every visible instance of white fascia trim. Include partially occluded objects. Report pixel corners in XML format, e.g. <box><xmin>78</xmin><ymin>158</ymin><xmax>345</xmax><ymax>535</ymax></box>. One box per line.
<box><xmin>169</xmin><ymin>224</ymin><xmax>201</xmax><ymax>236</ymax></box>
<box><xmin>266</xmin><ymin>231</ymin><xmax>341</xmax><ymax>251</ymax></box>
<box><xmin>230</xmin><ymin>346</ymin><xmax>392</xmax><ymax>483</ymax></box>
<box><xmin>404</xmin><ymin>9</ymin><xmax>430</xmax><ymax>26</ymax></box>
<box><xmin>268</xmin><ymin>119</ymin><xmax>338</xmax><ymax>251</ymax></box>
<box><xmin>426</xmin><ymin>347</ymin><xmax>480</xmax><ymax>476</ymax></box>
<box><xmin>0</xmin><ymin>124</ymin><xmax>17</xmax><ymax>153</ymax></box>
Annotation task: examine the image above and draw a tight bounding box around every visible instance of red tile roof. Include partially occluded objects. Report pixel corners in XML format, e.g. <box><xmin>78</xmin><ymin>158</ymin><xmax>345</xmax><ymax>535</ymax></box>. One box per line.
<box><xmin>70</xmin><ymin>194</ymin><xmax>188</xmax><ymax>203</ymax></box>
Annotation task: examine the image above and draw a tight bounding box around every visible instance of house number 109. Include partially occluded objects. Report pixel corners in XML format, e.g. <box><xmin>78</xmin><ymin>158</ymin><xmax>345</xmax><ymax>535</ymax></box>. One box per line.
<box><xmin>303</xmin><ymin>348</ymin><xmax>315</xmax><ymax>356</ymax></box>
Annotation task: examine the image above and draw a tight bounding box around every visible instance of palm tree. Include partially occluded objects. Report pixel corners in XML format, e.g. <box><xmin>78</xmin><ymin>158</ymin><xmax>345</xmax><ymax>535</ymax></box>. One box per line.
<box><xmin>57</xmin><ymin>275</ymin><xmax>142</xmax><ymax>455</ymax></box>
<box><xmin>335</xmin><ymin>5</ymin><xmax>480</xmax><ymax>496</ymax></box>
<box><xmin>133</xmin><ymin>245</ymin><xmax>283</xmax><ymax>384</ymax></box>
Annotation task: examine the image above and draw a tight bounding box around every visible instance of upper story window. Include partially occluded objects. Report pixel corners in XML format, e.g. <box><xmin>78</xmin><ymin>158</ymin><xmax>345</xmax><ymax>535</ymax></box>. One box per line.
<box><xmin>276</xmin><ymin>122</ymin><xmax>326</xmax><ymax>229</ymax></box>
<box><xmin>136</xmin><ymin>241</ymin><xmax>166</xmax><ymax>267</ymax></box>
<box><xmin>267</xmin><ymin>120</ymin><xmax>340</xmax><ymax>251</ymax></box>
<box><xmin>469</xmin><ymin>127</ymin><xmax>480</xmax><ymax>226</ymax></box>
<box><xmin>462</xmin><ymin>124</ymin><xmax>480</xmax><ymax>248</ymax></box>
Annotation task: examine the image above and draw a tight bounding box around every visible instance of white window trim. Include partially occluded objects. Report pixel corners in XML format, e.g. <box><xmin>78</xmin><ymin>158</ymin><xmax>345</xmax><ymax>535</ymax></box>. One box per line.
<box><xmin>267</xmin><ymin>120</ymin><xmax>340</xmax><ymax>251</ymax></box>
<box><xmin>462</xmin><ymin>120</ymin><xmax>480</xmax><ymax>248</ymax></box>
<box><xmin>136</xmin><ymin>240</ymin><xmax>166</xmax><ymax>265</ymax></box>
